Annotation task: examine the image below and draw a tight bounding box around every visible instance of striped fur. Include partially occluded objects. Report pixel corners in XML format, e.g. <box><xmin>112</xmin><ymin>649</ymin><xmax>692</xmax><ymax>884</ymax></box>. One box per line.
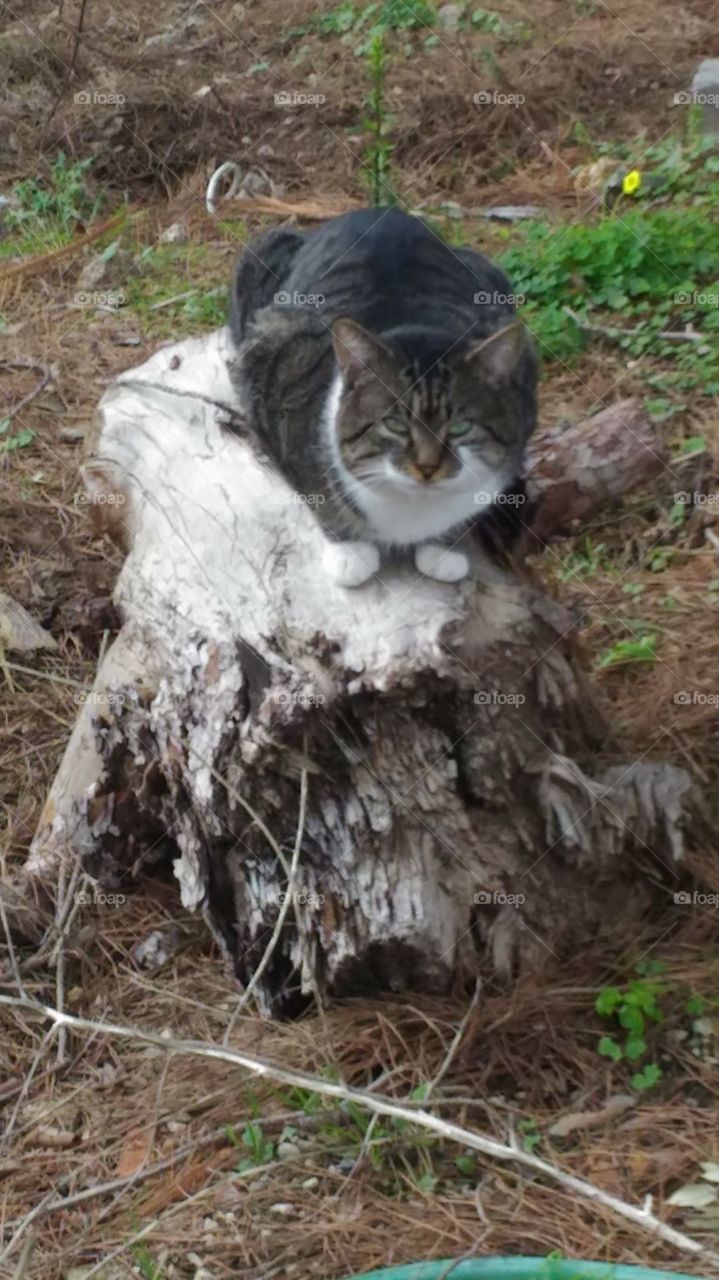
<box><xmin>229</xmin><ymin>208</ymin><xmax>537</xmax><ymax>558</ymax></box>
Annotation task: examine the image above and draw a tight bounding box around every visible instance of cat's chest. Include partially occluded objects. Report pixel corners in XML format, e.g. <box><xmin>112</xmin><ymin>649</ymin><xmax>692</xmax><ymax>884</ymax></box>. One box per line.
<box><xmin>345</xmin><ymin>474</ymin><xmax>481</xmax><ymax>546</ymax></box>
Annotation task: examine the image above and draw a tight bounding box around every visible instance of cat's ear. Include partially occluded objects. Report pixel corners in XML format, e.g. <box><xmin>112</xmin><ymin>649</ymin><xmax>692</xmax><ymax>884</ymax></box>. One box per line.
<box><xmin>331</xmin><ymin>318</ymin><xmax>396</xmax><ymax>383</ymax></box>
<box><xmin>463</xmin><ymin>321</ymin><xmax>527</xmax><ymax>384</ymax></box>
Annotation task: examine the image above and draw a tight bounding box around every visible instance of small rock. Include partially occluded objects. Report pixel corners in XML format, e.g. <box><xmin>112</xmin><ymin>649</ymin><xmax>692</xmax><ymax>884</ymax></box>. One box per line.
<box><xmin>160</xmin><ymin>222</ymin><xmax>189</xmax><ymax>245</ymax></box>
<box><xmin>59</xmin><ymin>426</ymin><xmax>87</xmax><ymax>443</ymax></box>
<box><xmin>437</xmin><ymin>3</ymin><xmax>463</xmax><ymax>33</ymax></box>
<box><xmin>301</xmin><ymin>1175</ymin><xmax>319</xmax><ymax>1189</ymax></box>
<box><xmin>77</xmin><ymin>255</ymin><xmax>110</xmax><ymax>290</ymax></box>
<box><xmin>269</xmin><ymin>1202</ymin><xmax>296</xmax><ymax>1216</ymax></box>
<box><xmin>277</xmin><ymin>1139</ymin><xmax>301</xmax><ymax>1159</ymax></box>
<box><xmin>0</xmin><ymin>589</ymin><xmax>57</xmax><ymax>653</ymax></box>
<box><xmin>131</xmin><ymin>926</ymin><xmax>182</xmax><ymax>970</ymax></box>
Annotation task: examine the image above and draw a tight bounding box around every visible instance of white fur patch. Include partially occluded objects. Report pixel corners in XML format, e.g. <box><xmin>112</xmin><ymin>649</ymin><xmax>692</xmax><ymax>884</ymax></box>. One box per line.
<box><xmin>415</xmin><ymin>544</ymin><xmax>469</xmax><ymax>582</ymax></box>
<box><xmin>322</xmin><ymin>540</ymin><xmax>380</xmax><ymax>587</ymax></box>
<box><xmin>323</xmin><ymin>373</ymin><xmax>506</xmax><ymax>547</ymax></box>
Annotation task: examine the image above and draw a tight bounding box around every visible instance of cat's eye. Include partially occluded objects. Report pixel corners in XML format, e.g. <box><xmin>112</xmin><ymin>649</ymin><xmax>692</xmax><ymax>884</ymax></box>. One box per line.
<box><xmin>448</xmin><ymin>421</ymin><xmax>476</xmax><ymax>439</ymax></box>
<box><xmin>380</xmin><ymin>418</ymin><xmax>407</xmax><ymax>437</ymax></box>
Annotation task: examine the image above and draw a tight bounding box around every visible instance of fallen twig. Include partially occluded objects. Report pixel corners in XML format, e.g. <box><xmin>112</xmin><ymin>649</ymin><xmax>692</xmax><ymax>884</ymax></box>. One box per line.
<box><xmin>0</xmin><ymin>212</ymin><xmax>129</xmax><ymax>283</ymax></box>
<box><xmin>45</xmin><ymin>0</ymin><xmax>90</xmax><ymax>127</ymax></box>
<box><xmin>564</xmin><ymin>306</ymin><xmax>705</xmax><ymax>344</ymax></box>
<box><xmin>0</xmin><ymin>993</ymin><xmax>716</xmax><ymax>1269</ymax></box>
<box><xmin>0</xmin><ymin>360</ymin><xmax>55</xmax><ymax>421</ymax></box>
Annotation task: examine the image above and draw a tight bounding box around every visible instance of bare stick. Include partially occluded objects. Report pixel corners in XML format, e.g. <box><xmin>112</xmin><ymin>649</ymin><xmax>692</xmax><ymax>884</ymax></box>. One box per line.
<box><xmin>425</xmin><ymin>978</ymin><xmax>481</xmax><ymax>1099</ymax></box>
<box><xmin>46</xmin><ymin>0</ymin><xmax>90</xmax><ymax>126</ymax></box>
<box><xmin>0</xmin><ymin>362</ymin><xmax>54</xmax><ymax>422</ymax></box>
<box><xmin>564</xmin><ymin>306</ymin><xmax>704</xmax><ymax>344</ymax></box>
<box><xmin>0</xmin><ymin>993</ymin><xmax>716</xmax><ymax>1269</ymax></box>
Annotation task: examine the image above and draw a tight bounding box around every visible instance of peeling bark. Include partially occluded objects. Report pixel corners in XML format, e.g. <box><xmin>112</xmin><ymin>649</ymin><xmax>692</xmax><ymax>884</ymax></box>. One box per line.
<box><xmin>23</xmin><ymin>328</ymin><xmax>693</xmax><ymax>1015</ymax></box>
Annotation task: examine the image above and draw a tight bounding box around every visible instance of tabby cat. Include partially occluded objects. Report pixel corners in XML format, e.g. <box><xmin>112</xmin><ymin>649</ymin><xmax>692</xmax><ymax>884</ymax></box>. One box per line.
<box><xmin>229</xmin><ymin>207</ymin><xmax>537</xmax><ymax>587</ymax></box>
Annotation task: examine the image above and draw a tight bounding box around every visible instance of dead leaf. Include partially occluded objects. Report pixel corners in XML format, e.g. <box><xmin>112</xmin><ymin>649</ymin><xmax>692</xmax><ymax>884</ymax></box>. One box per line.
<box><xmin>667</xmin><ymin>1183</ymin><xmax>719</xmax><ymax>1209</ymax></box>
<box><xmin>549</xmin><ymin>1093</ymin><xmax>636</xmax><ymax>1137</ymax></box>
<box><xmin>115</xmin><ymin>1125</ymin><xmax>156</xmax><ymax>1178</ymax></box>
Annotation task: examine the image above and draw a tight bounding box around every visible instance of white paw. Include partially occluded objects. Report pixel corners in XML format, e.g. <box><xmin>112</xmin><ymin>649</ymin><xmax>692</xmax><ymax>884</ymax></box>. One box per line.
<box><xmin>415</xmin><ymin>544</ymin><xmax>469</xmax><ymax>583</ymax></box>
<box><xmin>323</xmin><ymin>540</ymin><xmax>380</xmax><ymax>587</ymax></box>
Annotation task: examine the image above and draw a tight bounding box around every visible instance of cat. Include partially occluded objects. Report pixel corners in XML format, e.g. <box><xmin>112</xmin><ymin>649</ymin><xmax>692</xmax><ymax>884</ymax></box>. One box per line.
<box><xmin>229</xmin><ymin>206</ymin><xmax>537</xmax><ymax>588</ymax></box>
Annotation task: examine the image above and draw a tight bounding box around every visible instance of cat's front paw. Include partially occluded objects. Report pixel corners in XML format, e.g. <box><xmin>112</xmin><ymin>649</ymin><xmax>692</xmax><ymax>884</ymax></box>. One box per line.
<box><xmin>415</xmin><ymin>543</ymin><xmax>469</xmax><ymax>583</ymax></box>
<box><xmin>323</xmin><ymin>540</ymin><xmax>380</xmax><ymax>588</ymax></box>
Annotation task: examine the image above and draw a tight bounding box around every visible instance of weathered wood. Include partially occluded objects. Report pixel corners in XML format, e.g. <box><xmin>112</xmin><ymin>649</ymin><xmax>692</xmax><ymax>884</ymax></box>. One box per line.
<box><xmin>24</xmin><ymin>328</ymin><xmax>693</xmax><ymax>1015</ymax></box>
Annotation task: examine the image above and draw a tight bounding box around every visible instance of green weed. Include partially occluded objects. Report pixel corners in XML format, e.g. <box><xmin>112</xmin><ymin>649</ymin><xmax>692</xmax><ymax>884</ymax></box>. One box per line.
<box><xmin>3</xmin><ymin>152</ymin><xmax>103</xmax><ymax>258</ymax></box>
<box><xmin>361</xmin><ymin>33</ymin><xmax>396</xmax><ymax>205</ymax></box>
<box><xmin>596</xmin><ymin>960</ymin><xmax>668</xmax><ymax>1091</ymax></box>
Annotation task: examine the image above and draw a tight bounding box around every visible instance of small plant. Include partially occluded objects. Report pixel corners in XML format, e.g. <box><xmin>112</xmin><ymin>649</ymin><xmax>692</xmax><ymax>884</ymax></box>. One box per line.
<box><xmin>596</xmin><ymin>633</ymin><xmax>657</xmax><ymax>670</ymax></box>
<box><xmin>6</xmin><ymin>152</ymin><xmax>102</xmax><ymax>236</ymax></box>
<box><xmin>361</xmin><ymin>33</ymin><xmax>396</xmax><ymax>206</ymax></box>
<box><xmin>131</xmin><ymin>1244</ymin><xmax>163</xmax><ymax>1279</ymax></box>
<box><xmin>304</xmin><ymin>0</ymin><xmax>437</xmax><ymax>54</ymax></box>
<box><xmin>0</xmin><ymin>419</ymin><xmax>34</xmax><ymax>455</ymax></box>
<box><xmin>517</xmin><ymin>1117</ymin><xmax>541</xmax><ymax>1153</ymax></box>
<box><xmin>236</xmin><ymin>1120</ymin><xmax>275</xmax><ymax>1171</ymax></box>
<box><xmin>595</xmin><ymin>960</ymin><xmax>669</xmax><ymax>1091</ymax></box>
<box><xmin>558</xmin><ymin>537</ymin><xmax>611</xmax><ymax>581</ymax></box>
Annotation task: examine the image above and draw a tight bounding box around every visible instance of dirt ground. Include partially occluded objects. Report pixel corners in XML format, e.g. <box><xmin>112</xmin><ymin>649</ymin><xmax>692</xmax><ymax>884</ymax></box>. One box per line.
<box><xmin>1</xmin><ymin>1</ymin><xmax>719</xmax><ymax>1277</ymax></box>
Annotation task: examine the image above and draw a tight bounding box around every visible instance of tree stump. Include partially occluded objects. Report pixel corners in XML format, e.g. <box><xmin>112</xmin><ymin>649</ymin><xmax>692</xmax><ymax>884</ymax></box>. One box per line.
<box><xmin>25</xmin><ymin>328</ymin><xmax>694</xmax><ymax>1015</ymax></box>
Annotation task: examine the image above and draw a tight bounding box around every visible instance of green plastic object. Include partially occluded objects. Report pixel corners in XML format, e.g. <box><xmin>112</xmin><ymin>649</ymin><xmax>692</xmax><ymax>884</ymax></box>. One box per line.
<box><xmin>344</xmin><ymin>1259</ymin><xmax>705</xmax><ymax>1280</ymax></box>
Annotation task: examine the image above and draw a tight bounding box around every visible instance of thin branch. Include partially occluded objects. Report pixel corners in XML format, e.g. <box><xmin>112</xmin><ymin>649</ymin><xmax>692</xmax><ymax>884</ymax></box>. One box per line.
<box><xmin>0</xmin><ymin>362</ymin><xmax>54</xmax><ymax>422</ymax></box>
<box><xmin>564</xmin><ymin>306</ymin><xmax>704</xmax><ymax>344</ymax></box>
<box><xmin>46</xmin><ymin>0</ymin><xmax>90</xmax><ymax>126</ymax></box>
<box><xmin>425</xmin><ymin>977</ymin><xmax>481</xmax><ymax>1100</ymax></box>
<box><xmin>0</xmin><ymin>993</ymin><xmax>716</xmax><ymax>1269</ymax></box>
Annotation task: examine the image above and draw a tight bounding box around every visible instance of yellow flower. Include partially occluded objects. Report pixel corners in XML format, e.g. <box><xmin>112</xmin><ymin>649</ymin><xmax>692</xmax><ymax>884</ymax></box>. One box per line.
<box><xmin>622</xmin><ymin>169</ymin><xmax>641</xmax><ymax>196</ymax></box>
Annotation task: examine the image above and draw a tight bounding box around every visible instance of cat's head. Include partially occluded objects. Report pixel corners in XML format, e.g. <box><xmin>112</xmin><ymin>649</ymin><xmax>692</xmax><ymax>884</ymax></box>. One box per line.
<box><xmin>329</xmin><ymin>317</ymin><xmax>532</xmax><ymax>494</ymax></box>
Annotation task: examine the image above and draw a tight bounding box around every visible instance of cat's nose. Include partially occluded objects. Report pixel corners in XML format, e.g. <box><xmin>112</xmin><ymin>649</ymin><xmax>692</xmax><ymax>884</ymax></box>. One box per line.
<box><xmin>415</xmin><ymin>461</ymin><xmax>438</xmax><ymax>480</ymax></box>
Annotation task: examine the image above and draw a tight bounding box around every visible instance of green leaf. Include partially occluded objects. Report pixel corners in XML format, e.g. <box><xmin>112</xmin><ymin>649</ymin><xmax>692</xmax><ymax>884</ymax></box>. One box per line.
<box><xmin>619</xmin><ymin>1005</ymin><xmax>645</xmax><ymax>1036</ymax></box>
<box><xmin>625</xmin><ymin>1036</ymin><xmax>647</xmax><ymax>1061</ymax></box>
<box><xmin>455</xmin><ymin>1155</ymin><xmax>476</xmax><ymax>1176</ymax></box>
<box><xmin>631</xmin><ymin>1062</ymin><xmax>662</xmax><ymax>1091</ymax></box>
<box><xmin>598</xmin><ymin>1035</ymin><xmax>623</xmax><ymax>1062</ymax></box>
<box><xmin>680</xmin><ymin>435</ymin><xmax>706</xmax><ymax>455</ymax></box>
<box><xmin>595</xmin><ymin>986</ymin><xmax>623</xmax><ymax>1016</ymax></box>
<box><xmin>596</xmin><ymin>634</ymin><xmax>656</xmax><ymax>669</ymax></box>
